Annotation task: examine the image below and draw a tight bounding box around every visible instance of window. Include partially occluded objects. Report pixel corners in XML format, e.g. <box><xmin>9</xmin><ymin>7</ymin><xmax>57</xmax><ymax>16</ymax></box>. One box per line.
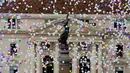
<box><xmin>116</xmin><ymin>44</ymin><xmax>123</xmax><ymax>57</ymax></box>
<box><xmin>79</xmin><ymin>42</ymin><xmax>91</xmax><ymax>51</ymax></box>
<box><xmin>40</xmin><ymin>42</ymin><xmax>51</xmax><ymax>49</ymax></box>
<box><xmin>78</xmin><ymin>19</ymin><xmax>89</xmax><ymax>23</ymax></box>
<box><xmin>10</xmin><ymin>66</ymin><xmax>18</xmax><ymax>73</ymax></box>
<box><xmin>114</xmin><ymin>19</ymin><xmax>126</xmax><ymax>31</ymax></box>
<box><xmin>115</xmin><ymin>67</ymin><xmax>123</xmax><ymax>73</ymax></box>
<box><xmin>10</xmin><ymin>43</ymin><xmax>17</xmax><ymax>56</ymax></box>
<box><xmin>79</xmin><ymin>19</ymin><xmax>96</xmax><ymax>26</ymax></box>
<box><xmin>17</xmin><ymin>19</ymin><xmax>20</xmax><ymax>29</ymax></box>
<box><xmin>42</xmin><ymin>55</ymin><xmax>53</xmax><ymax>73</ymax></box>
<box><xmin>79</xmin><ymin>56</ymin><xmax>90</xmax><ymax>73</ymax></box>
<box><xmin>7</xmin><ymin>18</ymin><xmax>20</xmax><ymax>29</ymax></box>
<box><xmin>8</xmin><ymin>19</ymin><xmax>15</xmax><ymax>29</ymax></box>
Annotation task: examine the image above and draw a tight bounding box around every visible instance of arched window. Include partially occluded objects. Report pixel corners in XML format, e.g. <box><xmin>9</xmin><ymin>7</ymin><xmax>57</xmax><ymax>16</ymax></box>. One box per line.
<box><xmin>79</xmin><ymin>56</ymin><xmax>90</xmax><ymax>73</ymax></box>
<box><xmin>42</xmin><ymin>55</ymin><xmax>53</xmax><ymax>73</ymax></box>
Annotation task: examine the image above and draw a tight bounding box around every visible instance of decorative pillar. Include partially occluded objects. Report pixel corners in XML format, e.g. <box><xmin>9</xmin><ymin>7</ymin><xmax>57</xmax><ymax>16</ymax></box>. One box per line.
<box><xmin>36</xmin><ymin>54</ymin><xmax>41</xmax><ymax>73</ymax></box>
<box><xmin>54</xmin><ymin>43</ymin><xmax>59</xmax><ymax>73</ymax></box>
<box><xmin>30</xmin><ymin>43</ymin><xmax>35</xmax><ymax>73</ymax></box>
<box><xmin>72</xmin><ymin>43</ymin><xmax>78</xmax><ymax>73</ymax></box>
<box><xmin>98</xmin><ymin>43</ymin><xmax>102</xmax><ymax>73</ymax></box>
<box><xmin>30</xmin><ymin>57</ymin><xmax>35</xmax><ymax>73</ymax></box>
<box><xmin>90</xmin><ymin>44</ymin><xmax>97</xmax><ymax>73</ymax></box>
<box><xmin>36</xmin><ymin>43</ymin><xmax>41</xmax><ymax>73</ymax></box>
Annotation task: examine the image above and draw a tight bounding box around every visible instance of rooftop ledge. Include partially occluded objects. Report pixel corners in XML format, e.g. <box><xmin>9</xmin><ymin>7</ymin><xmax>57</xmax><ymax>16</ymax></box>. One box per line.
<box><xmin>0</xmin><ymin>13</ymin><xmax>129</xmax><ymax>19</ymax></box>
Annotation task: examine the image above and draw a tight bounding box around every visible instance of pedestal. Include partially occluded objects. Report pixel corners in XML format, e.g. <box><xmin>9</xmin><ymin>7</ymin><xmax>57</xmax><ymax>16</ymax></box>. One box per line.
<box><xmin>58</xmin><ymin>43</ymin><xmax>71</xmax><ymax>73</ymax></box>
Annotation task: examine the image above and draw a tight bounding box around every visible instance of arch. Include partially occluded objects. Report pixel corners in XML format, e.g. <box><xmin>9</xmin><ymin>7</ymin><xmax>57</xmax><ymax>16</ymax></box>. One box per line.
<box><xmin>42</xmin><ymin>55</ymin><xmax>53</xmax><ymax>73</ymax></box>
<box><xmin>79</xmin><ymin>56</ymin><xmax>90</xmax><ymax>73</ymax></box>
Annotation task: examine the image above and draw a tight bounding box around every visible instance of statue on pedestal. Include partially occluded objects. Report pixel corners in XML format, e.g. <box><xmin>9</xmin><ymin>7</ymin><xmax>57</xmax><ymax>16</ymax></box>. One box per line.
<box><xmin>58</xmin><ymin>14</ymin><xmax>72</xmax><ymax>73</ymax></box>
<box><xmin>58</xmin><ymin>14</ymin><xmax>69</xmax><ymax>54</ymax></box>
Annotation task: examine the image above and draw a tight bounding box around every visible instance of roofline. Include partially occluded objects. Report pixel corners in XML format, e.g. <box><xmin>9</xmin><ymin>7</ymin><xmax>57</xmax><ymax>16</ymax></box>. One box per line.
<box><xmin>0</xmin><ymin>13</ymin><xmax>129</xmax><ymax>19</ymax></box>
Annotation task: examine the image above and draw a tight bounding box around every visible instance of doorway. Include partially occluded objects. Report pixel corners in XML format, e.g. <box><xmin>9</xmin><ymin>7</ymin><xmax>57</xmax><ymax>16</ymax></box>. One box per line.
<box><xmin>42</xmin><ymin>55</ymin><xmax>53</xmax><ymax>73</ymax></box>
<box><xmin>79</xmin><ymin>56</ymin><xmax>90</xmax><ymax>73</ymax></box>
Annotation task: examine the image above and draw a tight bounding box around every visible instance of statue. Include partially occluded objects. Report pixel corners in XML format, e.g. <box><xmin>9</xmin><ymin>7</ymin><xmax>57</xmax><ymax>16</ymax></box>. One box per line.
<box><xmin>58</xmin><ymin>14</ymin><xmax>69</xmax><ymax>54</ymax></box>
<box><xmin>58</xmin><ymin>14</ymin><xmax>71</xmax><ymax>73</ymax></box>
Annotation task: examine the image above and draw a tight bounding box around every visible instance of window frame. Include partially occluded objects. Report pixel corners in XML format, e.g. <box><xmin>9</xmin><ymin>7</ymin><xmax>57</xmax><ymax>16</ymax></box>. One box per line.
<box><xmin>116</xmin><ymin>44</ymin><xmax>123</xmax><ymax>58</ymax></box>
<box><xmin>10</xmin><ymin>43</ymin><xmax>17</xmax><ymax>56</ymax></box>
<box><xmin>114</xmin><ymin>19</ymin><xmax>126</xmax><ymax>31</ymax></box>
<box><xmin>40</xmin><ymin>42</ymin><xmax>54</xmax><ymax>50</ymax></box>
<box><xmin>7</xmin><ymin>18</ymin><xmax>20</xmax><ymax>29</ymax></box>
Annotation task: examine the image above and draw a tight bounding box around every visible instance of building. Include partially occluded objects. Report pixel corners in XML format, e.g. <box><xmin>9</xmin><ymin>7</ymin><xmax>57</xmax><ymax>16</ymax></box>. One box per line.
<box><xmin>0</xmin><ymin>0</ymin><xmax>130</xmax><ymax>73</ymax></box>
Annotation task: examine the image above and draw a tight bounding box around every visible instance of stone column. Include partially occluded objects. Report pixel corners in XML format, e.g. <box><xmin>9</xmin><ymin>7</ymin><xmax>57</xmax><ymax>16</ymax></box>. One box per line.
<box><xmin>90</xmin><ymin>44</ymin><xmax>97</xmax><ymax>73</ymax></box>
<box><xmin>36</xmin><ymin>54</ymin><xmax>41</xmax><ymax>73</ymax></box>
<box><xmin>36</xmin><ymin>43</ymin><xmax>41</xmax><ymax>73</ymax></box>
<box><xmin>54</xmin><ymin>43</ymin><xmax>59</xmax><ymax>73</ymax></box>
<box><xmin>98</xmin><ymin>43</ymin><xmax>102</xmax><ymax>73</ymax></box>
<box><xmin>72</xmin><ymin>43</ymin><xmax>78</xmax><ymax>73</ymax></box>
<box><xmin>30</xmin><ymin>43</ymin><xmax>35</xmax><ymax>73</ymax></box>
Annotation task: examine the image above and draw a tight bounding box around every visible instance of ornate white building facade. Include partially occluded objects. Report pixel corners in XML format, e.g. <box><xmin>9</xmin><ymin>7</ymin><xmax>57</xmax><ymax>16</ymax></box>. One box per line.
<box><xmin>0</xmin><ymin>14</ymin><xmax>130</xmax><ymax>73</ymax></box>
